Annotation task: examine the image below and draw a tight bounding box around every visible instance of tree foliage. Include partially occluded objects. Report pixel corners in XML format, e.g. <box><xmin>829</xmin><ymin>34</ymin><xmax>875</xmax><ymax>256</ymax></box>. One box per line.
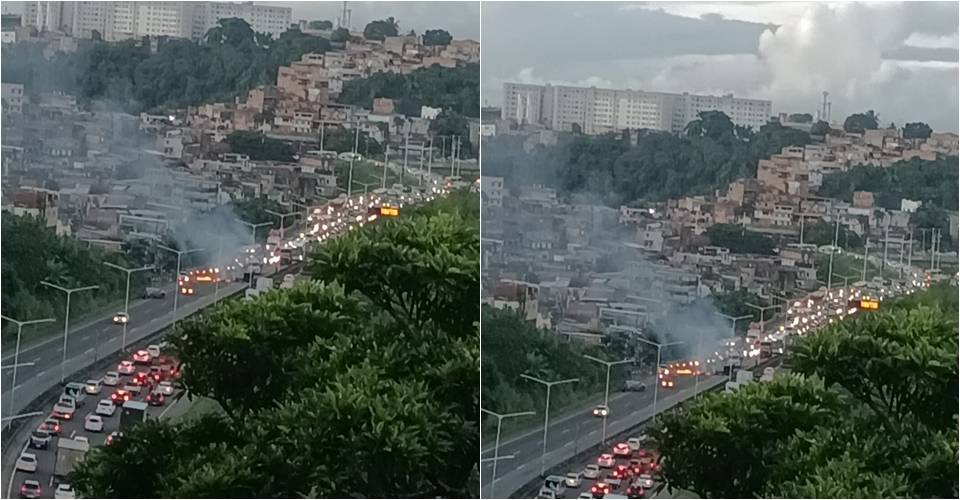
<box><xmin>306</xmin><ymin>20</ymin><xmax>333</xmax><ymax>30</ymax></box>
<box><xmin>337</xmin><ymin>63</ymin><xmax>480</xmax><ymax>118</ymax></box>
<box><xmin>483</xmin><ymin>112</ymin><xmax>811</xmax><ymax>205</ymax></box>
<box><xmin>704</xmin><ymin>223</ymin><xmax>776</xmax><ymax>255</ymax></box>
<box><xmin>653</xmin><ymin>283</ymin><xmax>959</xmax><ymax>499</ymax></box>
<box><xmin>1</xmin><ymin>19</ymin><xmax>330</xmax><ymax>113</ymax></box>
<box><xmin>322</xmin><ymin>126</ymin><xmax>384</xmax><ymax>156</ymax></box>
<box><xmin>809</xmin><ymin>120</ymin><xmax>830</xmax><ymax>135</ymax></box>
<box><xmin>363</xmin><ymin>17</ymin><xmax>399</xmax><ymax>41</ymax></box>
<box><xmin>423</xmin><ymin>29</ymin><xmax>453</xmax><ymax>46</ymax></box>
<box><xmin>803</xmin><ymin>220</ymin><xmax>864</xmax><ymax>249</ymax></box>
<box><xmin>225</xmin><ymin>131</ymin><xmax>296</xmax><ymax>162</ymax></box>
<box><xmin>71</xmin><ymin>193</ymin><xmax>481</xmax><ymax>498</ymax></box>
<box><xmin>787</xmin><ymin>113</ymin><xmax>813</xmax><ymax>123</ymax></box>
<box><xmin>817</xmin><ymin>156</ymin><xmax>959</xmax><ymax>212</ymax></box>
<box><xmin>429</xmin><ymin>108</ymin><xmax>474</xmax><ymax>156</ymax></box>
<box><xmin>842</xmin><ymin>110</ymin><xmax>880</xmax><ymax>134</ymax></box>
<box><xmin>903</xmin><ymin>122</ymin><xmax>933</xmax><ymax>140</ymax></box>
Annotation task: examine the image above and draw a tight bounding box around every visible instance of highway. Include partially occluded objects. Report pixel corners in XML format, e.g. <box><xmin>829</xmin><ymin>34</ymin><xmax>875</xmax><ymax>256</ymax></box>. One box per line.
<box><xmin>1</xmin><ymin>279</ymin><xmax>247</xmax><ymax>418</ymax></box>
<box><xmin>479</xmin><ymin>370</ymin><xmax>736</xmax><ymax>499</ymax></box>
<box><xmin>6</xmin><ymin>351</ymin><xmax>190</xmax><ymax>499</ymax></box>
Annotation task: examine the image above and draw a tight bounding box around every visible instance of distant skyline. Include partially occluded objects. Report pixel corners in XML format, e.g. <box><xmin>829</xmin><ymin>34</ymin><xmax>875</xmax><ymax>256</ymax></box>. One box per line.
<box><xmin>482</xmin><ymin>2</ymin><xmax>959</xmax><ymax>132</ymax></box>
<box><xmin>275</xmin><ymin>1</ymin><xmax>480</xmax><ymax>40</ymax></box>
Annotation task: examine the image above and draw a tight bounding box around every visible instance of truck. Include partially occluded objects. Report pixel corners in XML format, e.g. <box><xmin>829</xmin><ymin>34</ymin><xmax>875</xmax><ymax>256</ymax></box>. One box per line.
<box><xmin>622</xmin><ymin>379</ymin><xmax>647</xmax><ymax>392</ymax></box>
<box><xmin>244</xmin><ymin>276</ymin><xmax>274</xmax><ymax>300</ymax></box>
<box><xmin>54</xmin><ymin>437</ymin><xmax>90</xmax><ymax>478</ymax></box>
<box><xmin>62</xmin><ymin>383</ymin><xmax>88</xmax><ymax>407</ymax></box>
<box><xmin>142</xmin><ymin>287</ymin><xmax>166</xmax><ymax>299</ymax></box>
<box><xmin>120</xmin><ymin>400</ymin><xmax>149</xmax><ymax>431</ymax></box>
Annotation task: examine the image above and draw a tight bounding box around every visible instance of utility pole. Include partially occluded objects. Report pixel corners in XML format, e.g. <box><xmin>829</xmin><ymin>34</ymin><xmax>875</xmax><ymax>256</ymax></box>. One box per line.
<box><xmin>826</xmin><ymin>218</ymin><xmax>840</xmax><ymax>289</ymax></box>
<box><xmin>402</xmin><ymin>130</ymin><xmax>409</xmax><ymax>187</ymax></box>
<box><xmin>481</xmin><ymin>408</ymin><xmax>535</xmax><ymax>499</ymax></box>
<box><xmin>157</xmin><ymin>245</ymin><xmax>204</xmax><ymax>333</ymax></box>
<box><xmin>862</xmin><ymin>237</ymin><xmax>869</xmax><ymax>281</ymax></box>
<box><xmin>907</xmin><ymin>229</ymin><xmax>913</xmax><ymax>271</ymax></box>
<box><xmin>520</xmin><ymin>375</ymin><xmax>578</xmax><ymax>476</ymax></box>
<box><xmin>427</xmin><ymin>135</ymin><xmax>434</xmax><ymax>179</ymax></box>
<box><xmin>103</xmin><ymin>263</ymin><xmax>154</xmax><ymax>353</ymax></box>
<box><xmin>584</xmin><ymin>355</ymin><xmax>633</xmax><ymax>444</ymax></box>
<box><xmin>882</xmin><ymin>227</ymin><xmax>890</xmax><ymax>279</ymax></box>
<box><xmin>347</xmin><ymin>124</ymin><xmax>359</xmax><ymax>197</ymax></box>
<box><xmin>745</xmin><ymin>303</ymin><xmax>780</xmax><ymax>333</ymax></box>
<box><xmin>40</xmin><ymin>282</ymin><xmax>99</xmax><ymax>384</ymax></box>
<box><xmin>418</xmin><ymin>140</ymin><xmax>425</xmax><ymax>186</ymax></box>
<box><xmin>382</xmin><ymin>144</ymin><xmax>389</xmax><ymax>189</ymax></box>
<box><xmin>1</xmin><ymin>316</ymin><xmax>55</xmax><ymax>425</ymax></box>
<box><xmin>265</xmin><ymin>209</ymin><xmax>298</xmax><ymax>243</ymax></box>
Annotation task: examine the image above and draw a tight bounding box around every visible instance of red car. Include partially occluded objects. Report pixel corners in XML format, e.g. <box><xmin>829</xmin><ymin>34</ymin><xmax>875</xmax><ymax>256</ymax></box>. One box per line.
<box><xmin>38</xmin><ymin>418</ymin><xmax>61</xmax><ymax>435</ymax></box>
<box><xmin>613</xmin><ymin>442</ymin><xmax>631</xmax><ymax>457</ymax></box>
<box><xmin>591</xmin><ymin>482</ymin><xmax>612</xmax><ymax>499</ymax></box>
<box><xmin>146</xmin><ymin>391</ymin><xmax>165</xmax><ymax>406</ymax></box>
<box><xmin>110</xmin><ymin>389</ymin><xmax>132</xmax><ymax>403</ymax></box>
<box><xmin>132</xmin><ymin>372</ymin><xmax>150</xmax><ymax>386</ymax></box>
<box><xmin>626</xmin><ymin>482</ymin><xmax>645</xmax><ymax>499</ymax></box>
<box><xmin>613</xmin><ymin>464</ymin><xmax>632</xmax><ymax>480</ymax></box>
<box><xmin>133</xmin><ymin>350</ymin><xmax>151</xmax><ymax>364</ymax></box>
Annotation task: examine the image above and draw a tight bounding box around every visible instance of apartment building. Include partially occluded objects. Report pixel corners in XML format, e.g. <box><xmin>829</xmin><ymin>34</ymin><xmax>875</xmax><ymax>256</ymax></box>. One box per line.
<box><xmin>20</xmin><ymin>1</ymin><xmax>291</xmax><ymax>41</ymax></box>
<box><xmin>502</xmin><ymin>82</ymin><xmax>772</xmax><ymax>134</ymax></box>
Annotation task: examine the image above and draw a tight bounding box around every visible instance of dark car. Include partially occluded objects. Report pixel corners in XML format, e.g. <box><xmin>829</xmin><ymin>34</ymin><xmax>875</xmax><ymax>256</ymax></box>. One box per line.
<box><xmin>590</xmin><ymin>482</ymin><xmax>611</xmax><ymax>499</ymax></box>
<box><xmin>146</xmin><ymin>391</ymin><xmax>165</xmax><ymax>406</ymax></box>
<box><xmin>626</xmin><ymin>480</ymin><xmax>645</xmax><ymax>499</ymax></box>
<box><xmin>613</xmin><ymin>464</ymin><xmax>632</xmax><ymax>480</ymax></box>
<box><xmin>132</xmin><ymin>372</ymin><xmax>150</xmax><ymax>386</ymax></box>
<box><xmin>29</xmin><ymin>430</ymin><xmax>51</xmax><ymax>449</ymax></box>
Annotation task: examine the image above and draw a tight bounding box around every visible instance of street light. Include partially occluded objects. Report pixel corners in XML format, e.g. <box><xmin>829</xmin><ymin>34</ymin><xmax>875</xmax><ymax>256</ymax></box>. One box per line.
<box><xmin>832</xmin><ymin>272</ymin><xmax>856</xmax><ymax>289</ymax></box>
<box><xmin>1</xmin><ymin>316</ymin><xmax>54</xmax><ymax>426</ymax></box>
<box><xmin>629</xmin><ymin>338</ymin><xmax>684</xmax><ymax>424</ymax></box>
<box><xmin>583</xmin><ymin>355</ymin><xmax>633</xmax><ymax>444</ymax></box>
<box><xmin>157</xmin><ymin>245</ymin><xmax>204</xmax><ymax>333</ymax></box>
<box><xmin>827</xmin><ymin>219</ymin><xmax>841</xmax><ymax>289</ymax></box>
<box><xmin>40</xmin><ymin>282</ymin><xmax>99</xmax><ymax>384</ymax></box>
<box><xmin>520</xmin><ymin>374</ymin><xmax>579</xmax><ymax>476</ymax></box>
<box><xmin>347</xmin><ymin>124</ymin><xmax>360</xmax><ymax>196</ymax></box>
<box><xmin>265</xmin><ymin>209</ymin><xmax>298</xmax><ymax>243</ymax></box>
<box><xmin>717</xmin><ymin>313</ymin><xmax>752</xmax><ymax>337</ymax></box>
<box><xmin>481</xmin><ymin>408</ymin><xmax>536</xmax><ymax>499</ymax></box>
<box><xmin>0</xmin><ymin>411</ymin><xmax>44</xmax><ymax>423</ymax></box>
<box><xmin>745</xmin><ymin>303</ymin><xmax>780</xmax><ymax>333</ymax></box>
<box><xmin>104</xmin><ymin>263</ymin><xmax>154</xmax><ymax>353</ymax></box>
<box><xmin>237</xmin><ymin>219</ymin><xmax>272</xmax><ymax>245</ymax></box>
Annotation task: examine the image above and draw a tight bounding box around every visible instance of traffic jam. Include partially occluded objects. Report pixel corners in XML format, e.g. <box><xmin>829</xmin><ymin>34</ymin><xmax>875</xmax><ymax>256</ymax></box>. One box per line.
<box><xmin>535</xmin><ymin>273</ymin><xmax>937</xmax><ymax>499</ymax></box>
<box><xmin>12</xmin><ymin>345</ymin><xmax>181</xmax><ymax>499</ymax></box>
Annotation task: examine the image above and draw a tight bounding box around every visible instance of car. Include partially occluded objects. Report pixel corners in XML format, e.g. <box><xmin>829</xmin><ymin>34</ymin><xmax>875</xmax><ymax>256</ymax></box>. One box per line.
<box><xmin>583</xmin><ymin>463</ymin><xmax>601</xmax><ymax>479</ymax></box>
<box><xmin>29</xmin><ymin>429</ymin><xmax>51</xmax><ymax>449</ymax></box>
<box><xmin>565</xmin><ymin>471</ymin><xmax>583</xmax><ymax>488</ymax></box>
<box><xmin>628</xmin><ymin>459</ymin><xmax>643</xmax><ymax>475</ymax></box>
<box><xmin>593</xmin><ymin>405</ymin><xmax>610</xmax><ymax>417</ymax></box>
<box><xmin>536</xmin><ymin>490</ymin><xmax>556</xmax><ymax>499</ymax></box>
<box><xmin>118</xmin><ymin>360</ymin><xmax>136</xmax><ymax>374</ymax></box>
<box><xmin>96</xmin><ymin>399</ymin><xmax>117</xmax><ymax>416</ymax></box>
<box><xmin>612</xmin><ymin>464</ymin><xmax>631</xmax><ymax>480</ymax></box>
<box><xmin>147</xmin><ymin>344</ymin><xmax>161</xmax><ymax>358</ymax></box>
<box><xmin>157</xmin><ymin>380</ymin><xmax>175</xmax><ymax>396</ymax></box>
<box><xmin>598</xmin><ymin>453</ymin><xmax>615</xmax><ymax>468</ymax></box>
<box><xmin>637</xmin><ymin>474</ymin><xmax>654</xmax><ymax>489</ymax></box>
<box><xmin>627</xmin><ymin>436</ymin><xmax>649</xmax><ymax>451</ymax></box>
<box><xmin>146</xmin><ymin>391</ymin><xmax>165</xmax><ymax>406</ymax></box>
<box><xmin>16</xmin><ymin>453</ymin><xmax>38</xmax><ymax>472</ymax></box>
<box><xmin>613</xmin><ymin>442</ymin><xmax>631</xmax><ymax>457</ymax></box>
<box><xmin>84</xmin><ymin>414</ymin><xmax>104</xmax><ymax>432</ymax></box>
<box><xmin>52</xmin><ymin>396</ymin><xmax>77</xmax><ymax>420</ymax></box>
<box><xmin>133</xmin><ymin>350</ymin><xmax>151</xmax><ymax>364</ymax></box>
<box><xmin>149</xmin><ymin>366</ymin><xmax>165</xmax><ymax>382</ymax></box>
<box><xmin>605</xmin><ymin>474</ymin><xmax>622</xmax><ymax>490</ymax></box>
<box><xmin>105</xmin><ymin>431</ymin><xmax>122</xmax><ymax>445</ymax></box>
<box><xmin>112</xmin><ymin>312</ymin><xmax>129</xmax><ymax>325</ymax></box>
<box><xmin>85</xmin><ymin>378</ymin><xmax>102</xmax><ymax>395</ymax></box>
<box><xmin>578</xmin><ymin>494</ymin><xmax>593</xmax><ymax>500</ymax></box>
<box><xmin>110</xmin><ymin>389</ymin><xmax>133</xmax><ymax>404</ymax></box>
<box><xmin>591</xmin><ymin>482</ymin><xmax>612</xmax><ymax>499</ymax></box>
<box><xmin>54</xmin><ymin>484</ymin><xmax>76</xmax><ymax>499</ymax></box>
<box><xmin>103</xmin><ymin>371</ymin><xmax>121</xmax><ymax>386</ymax></box>
<box><xmin>132</xmin><ymin>372</ymin><xmax>150</xmax><ymax>386</ymax></box>
<box><xmin>39</xmin><ymin>418</ymin><xmax>61</xmax><ymax>435</ymax></box>
<box><xmin>20</xmin><ymin>480</ymin><xmax>41</xmax><ymax>499</ymax></box>
<box><xmin>625</xmin><ymin>480</ymin><xmax>645</xmax><ymax>499</ymax></box>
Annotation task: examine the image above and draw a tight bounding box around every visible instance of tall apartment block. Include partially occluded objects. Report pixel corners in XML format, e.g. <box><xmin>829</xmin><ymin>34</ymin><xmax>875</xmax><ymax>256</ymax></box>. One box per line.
<box><xmin>20</xmin><ymin>1</ymin><xmax>291</xmax><ymax>41</ymax></box>
<box><xmin>502</xmin><ymin>82</ymin><xmax>773</xmax><ymax>135</ymax></box>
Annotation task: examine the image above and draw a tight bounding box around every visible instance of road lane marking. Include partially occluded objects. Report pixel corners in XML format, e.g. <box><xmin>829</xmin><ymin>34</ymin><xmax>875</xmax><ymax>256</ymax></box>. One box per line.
<box><xmin>84</xmin><ymin>348</ymin><xmax>93</xmax><ymax>354</ymax></box>
<box><xmin>29</xmin><ymin>357</ymin><xmax>41</xmax><ymax>364</ymax></box>
<box><xmin>517</xmin><ymin>464</ymin><xmax>526</xmax><ymax>470</ymax></box>
<box><xmin>564</xmin><ymin>440</ymin><xmax>574</xmax><ymax>447</ymax></box>
<box><xmin>36</xmin><ymin>370</ymin><xmax>45</xmax><ymax>377</ymax></box>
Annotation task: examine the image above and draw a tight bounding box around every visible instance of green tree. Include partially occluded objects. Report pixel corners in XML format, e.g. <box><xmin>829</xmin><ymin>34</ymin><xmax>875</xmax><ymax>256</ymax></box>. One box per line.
<box><xmin>817</xmin><ymin>156</ymin><xmax>959</xmax><ymax>212</ymax></box>
<box><xmin>363</xmin><ymin>17</ymin><xmax>399</xmax><ymax>41</ymax></box>
<box><xmin>422</xmin><ymin>29</ymin><xmax>453</xmax><ymax>46</ymax></box>
<box><xmin>842</xmin><ymin>110</ymin><xmax>880</xmax><ymax>134</ymax></box>
<box><xmin>322</xmin><ymin>126</ymin><xmax>384</xmax><ymax>156</ymax></box>
<box><xmin>810</xmin><ymin>120</ymin><xmax>830</xmax><ymax>135</ymax></box>
<box><xmin>306</xmin><ymin>20</ymin><xmax>333</xmax><ymax>30</ymax></box>
<box><xmin>787</xmin><ymin>113</ymin><xmax>813</xmax><ymax>123</ymax></box>
<box><xmin>337</xmin><ymin>63</ymin><xmax>480</xmax><ymax>118</ymax></box>
<box><xmin>705</xmin><ymin>224</ymin><xmax>776</xmax><ymax>255</ymax></box>
<box><xmin>226</xmin><ymin>131</ymin><xmax>296</xmax><ymax>162</ymax></box>
<box><xmin>429</xmin><ymin>108</ymin><xmax>473</xmax><ymax>156</ymax></box>
<box><xmin>903</xmin><ymin>122</ymin><xmax>933</xmax><ymax>140</ymax></box>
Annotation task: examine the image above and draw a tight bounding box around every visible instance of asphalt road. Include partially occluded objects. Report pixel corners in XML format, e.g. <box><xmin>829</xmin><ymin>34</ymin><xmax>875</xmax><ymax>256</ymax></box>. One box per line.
<box><xmin>1</xmin><ymin>280</ymin><xmax>247</xmax><ymax>419</ymax></box>
<box><xmin>480</xmin><ymin>371</ymin><xmax>735</xmax><ymax>499</ymax></box>
<box><xmin>6</xmin><ymin>354</ymin><xmax>189</xmax><ymax>499</ymax></box>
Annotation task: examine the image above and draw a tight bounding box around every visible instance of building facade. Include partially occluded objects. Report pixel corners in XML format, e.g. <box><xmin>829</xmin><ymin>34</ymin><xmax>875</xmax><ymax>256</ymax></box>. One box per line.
<box><xmin>502</xmin><ymin>82</ymin><xmax>772</xmax><ymax>134</ymax></box>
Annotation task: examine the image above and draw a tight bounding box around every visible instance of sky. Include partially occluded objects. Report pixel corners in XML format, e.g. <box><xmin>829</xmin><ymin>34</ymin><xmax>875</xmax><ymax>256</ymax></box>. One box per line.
<box><xmin>276</xmin><ymin>1</ymin><xmax>480</xmax><ymax>40</ymax></box>
<box><xmin>481</xmin><ymin>1</ymin><xmax>959</xmax><ymax>132</ymax></box>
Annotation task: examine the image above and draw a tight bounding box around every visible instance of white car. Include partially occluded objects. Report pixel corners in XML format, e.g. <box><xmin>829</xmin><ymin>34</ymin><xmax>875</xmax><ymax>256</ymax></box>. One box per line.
<box><xmin>578</xmin><ymin>493</ymin><xmax>593</xmax><ymax>499</ymax></box>
<box><xmin>16</xmin><ymin>453</ymin><xmax>38</xmax><ymax>472</ymax></box>
<box><xmin>593</xmin><ymin>405</ymin><xmax>609</xmax><ymax>417</ymax></box>
<box><xmin>84</xmin><ymin>414</ymin><xmax>104</xmax><ymax>432</ymax></box>
<box><xmin>598</xmin><ymin>453</ymin><xmax>615</xmax><ymax>468</ymax></box>
<box><xmin>96</xmin><ymin>399</ymin><xmax>116</xmax><ymax>417</ymax></box>
<box><xmin>638</xmin><ymin>474</ymin><xmax>655</xmax><ymax>489</ymax></box>
<box><xmin>157</xmin><ymin>380</ymin><xmax>175</xmax><ymax>396</ymax></box>
<box><xmin>583</xmin><ymin>463</ymin><xmax>601</xmax><ymax>479</ymax></box>
<box><xmin>565</xmin><ymin>471</ymin><xmax>582</xmax><ymax>488</ymax></box>
<box><xmin>147</xmin><ymin>344</ymin><xmax>161</xmax><ymax>358</ymax></box>
<box><xmin>118</xmin><ymin>360</ymin><xmax>135</xmax><ymax>374</ymax></box>
<box><xmin>85</xmin><ymin>379</ymin><xmax>102</xmax><ymax>395</ymax></box>
<box><xmin>54</xmin><ymin>484</ymin><xmax>76</xmax><ymax>499</ymax></box>
<box><xmin>132</xmin><ymin>350</ymin><xmax>151</xmax><ymax>364</ymax></box>
<box><xmin>103</xmin><ymin>371</ymin><xmax>121</xmax><ymax>386</ymax></box>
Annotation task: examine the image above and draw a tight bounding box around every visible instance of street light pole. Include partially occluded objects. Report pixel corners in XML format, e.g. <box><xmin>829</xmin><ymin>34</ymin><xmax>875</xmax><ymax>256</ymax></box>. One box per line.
<box><xmin>40</xmin><ymin>282</ymin><xmax>99</xmax><ymax>384</ymax></box>
<box><xmin>520</xmin><ymin>374</ymin><xmax>579</xmax><ymax>476</ymax></box>
<box><xmin>744</xmin><ymin>303</ymin><xmax>780</xmax><ymax>333</ymax></box>
<box><xmin>265</xmin><ymin>209</ymin><xmax>298</xmax><ymax>243</ymax></box>
<box><xmin>1</xmin><ymin>316</ymin><xmax>54</xmax><ymax>426</ymax></box>
<box><xmin>481</xmin><ymin>408</ymin><xmax>536</xmax><ymax>499</ymax></box>
<box><xmin>718</xmin><ymin>313</ymin><xmax>753</xmax><ymax>338</ymax></box>
<box><xmin>157</xmin><ymin>245</ymin><xmax>204</xmax><ymax>333</ymax></box>
<box><xmin>630</xmin><ymin>338</ymin><xmax>685</xmax><ymax>424</ymax></box>
<box><xmin>104</xmin><ymin>263</ymin><xmax>154</xmax><ymax>353</ymax></box>
<box><xmin>583</xmin><ymin>355</ymin><xmax>633</xmax><ymax>444</ymax></box>
<box><xmin>827</xmin><ymin>218</ymin><xmax>840</xmax><ymax>289</ymax></box>
<box><xmin>237</xmin><ymin>220</ymin><xmax>272</xmax><ymax>287</ymax></box>
<box><xmin>862</xmin><ymin>237</ymin><xmax>870</xmax><ymax>281</ymax></box>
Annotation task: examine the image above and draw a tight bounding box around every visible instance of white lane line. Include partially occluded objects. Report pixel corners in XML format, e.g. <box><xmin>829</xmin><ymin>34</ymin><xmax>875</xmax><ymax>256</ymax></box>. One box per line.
<box><xmin>29</xmin><ymin>357</ymin><xmax>41</xmax><ymax>365</ymax></box>
<box><xmin>70</xmin><ymin>430</ymin><xmax>76</xmax><ymax>438</ymax></box>
<box><xmin>561</xmin><ymin>427</ymin><xmax>572</xmax><ymax>434</ymax></box>
<box><xmin>564</xmin><ymin>440</ymin><xmax>574</xmax><ymax>447</ymax></box>
<box><xmin>84</xmin><ymin>348</ymin><xmax>94</xmax><ymax>354</ymax></box>
<box><xmin>158</xmin><ymin>397</ymin><xmax>181</xmax><ymax>419</ymax></box>
<box><xmin>517</xmin><ymin>464</ymin><xmax>526</xmax><ymax>470</ymax></box>
<box><xmin>36</xmin><ymin>370</ymin><xmax>46</xmax><ymax>377</ymax></box>
<box><xmin>7</xmin><ymin>440</ymin><xmax>29</xmax><ymax>498</ymax></box>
